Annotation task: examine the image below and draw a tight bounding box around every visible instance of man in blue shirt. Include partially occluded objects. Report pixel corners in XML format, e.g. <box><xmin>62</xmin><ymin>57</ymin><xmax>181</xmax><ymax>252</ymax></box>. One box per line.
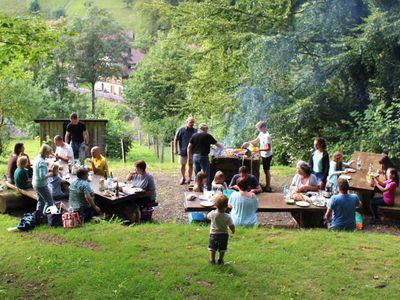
<box><xmin>174</xmin><ymin>117</ymin><xmax>196</xmax><ymax>185</ymax></box>
<box><xmin>325</xmin><ymin>178</ymin><xmax>360</xmax><ymax>231</ymax></box>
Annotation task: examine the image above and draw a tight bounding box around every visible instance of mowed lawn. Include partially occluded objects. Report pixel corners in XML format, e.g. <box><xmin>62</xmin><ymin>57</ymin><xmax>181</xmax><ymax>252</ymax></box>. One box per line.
<box><xmin>0</xmin><ymin>214</ymin><xmax>399</xmax><ymax>299</ymax></box>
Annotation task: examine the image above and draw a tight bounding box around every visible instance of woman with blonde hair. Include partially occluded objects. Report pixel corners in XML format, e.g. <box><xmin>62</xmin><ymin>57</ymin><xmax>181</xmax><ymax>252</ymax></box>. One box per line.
<box><xmin>32</xmin><ymin>144</ymin><xmax>54</xmax><ymax>220</ymax></box>
<box><xmin>327</xmin><ymin>152</ymin><xmax>354</xmax><ymax>191</ymax></box>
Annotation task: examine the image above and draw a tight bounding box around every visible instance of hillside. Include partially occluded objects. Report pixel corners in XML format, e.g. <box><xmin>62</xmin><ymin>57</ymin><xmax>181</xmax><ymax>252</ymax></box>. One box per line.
<box><xmin>0</xmin><ymin>0</ymin><xmax>136</xmax><ymax>30</ymax></box>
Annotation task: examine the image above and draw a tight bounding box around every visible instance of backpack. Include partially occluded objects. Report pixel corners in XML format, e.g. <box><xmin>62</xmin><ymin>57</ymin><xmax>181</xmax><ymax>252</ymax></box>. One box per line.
<box><xmin>17</xmin><ymin>213</ymin><xmax>36</xmax><ymax>231</ymax></box>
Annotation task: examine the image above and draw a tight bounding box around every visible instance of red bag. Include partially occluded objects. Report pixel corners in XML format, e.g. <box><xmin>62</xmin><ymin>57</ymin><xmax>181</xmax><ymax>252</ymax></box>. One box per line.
<box><xmin>62</xmin><ymin>211</ymin><xmax>81</xmax><ymax>228</ymax></box>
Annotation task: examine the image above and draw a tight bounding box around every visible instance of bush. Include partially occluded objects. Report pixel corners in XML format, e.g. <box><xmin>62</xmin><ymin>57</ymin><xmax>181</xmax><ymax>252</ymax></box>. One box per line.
<box><xmin>28</xmin><ymin>0</ymin><xmax>40</xmax><ymax>13</ymax></box>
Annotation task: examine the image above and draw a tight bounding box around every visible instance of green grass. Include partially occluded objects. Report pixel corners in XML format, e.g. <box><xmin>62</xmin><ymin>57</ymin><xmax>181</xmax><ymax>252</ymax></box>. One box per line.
<box><xmin>0</xmin><ymin>0</ymin><xmax>137</xmax><ymax>30</ymax></box>
<box><xmin>0</xmin><ymin>214</ymin><xmax>399</xmax><ymax>299</ymax></box>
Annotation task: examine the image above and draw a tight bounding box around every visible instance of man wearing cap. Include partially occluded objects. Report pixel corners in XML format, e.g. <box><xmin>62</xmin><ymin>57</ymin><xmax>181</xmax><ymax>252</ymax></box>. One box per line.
<box><xmin>174</xmin><ymin>117</ymin><xmax>196</xmax><ymax>185</ymax></box>
<box><xmin>242</xmin><ymin>121</ymin><xmax>273</xmax><ymax>192</ymax></box>
<box><xmin>187</xmin><ymin>123</ymin><xmax>223</xmax><ymax>190</ymax></box>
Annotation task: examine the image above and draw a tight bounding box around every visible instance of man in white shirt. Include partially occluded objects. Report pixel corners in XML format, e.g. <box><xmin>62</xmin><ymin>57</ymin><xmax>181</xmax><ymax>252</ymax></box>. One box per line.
<box><xmin>53</xmin><ymin>135</ymin><xmax>74</xmax><ymax>165</ymax></box>
<box><xmin>242</xmin><ymin>121</ymin><xmax>273</xmax><ymax>192</ymax></box>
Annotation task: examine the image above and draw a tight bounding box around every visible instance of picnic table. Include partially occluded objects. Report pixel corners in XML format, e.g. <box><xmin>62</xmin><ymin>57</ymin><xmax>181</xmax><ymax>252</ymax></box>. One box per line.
<box><xmin>184</xmin><ymin>192</ymin><xmax>327</xmax><ymax>228</ymax></box>
<box><xmin>348</xmin><ymin>151</ymin><xmax>386</xmax><ymax>214</ymax></box>
<box><xmin>61</xmin><ymin>173</ymin><xmax>157</xmax><ymax>223</ymax></box>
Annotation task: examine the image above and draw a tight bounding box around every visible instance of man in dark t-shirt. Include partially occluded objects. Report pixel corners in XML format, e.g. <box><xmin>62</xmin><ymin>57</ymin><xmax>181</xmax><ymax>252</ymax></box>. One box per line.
<box><xmin>174</xmin><ymin>117</ymin><xmax>196</xmax><ymax>185</ymax></box>
<box><xmin>188</xmin><ymin>123</ymin><xmax>223</xmax><ymax>190</ymax></box>
<box><xmin>229</xmin><ymin>166</ymin><xmax>262</xmax><ymax>194</ymax></box>
<box><xmin>65</xmin><ymin>113</ymin><xmax>89</xmax><ymax>165</ymax></box>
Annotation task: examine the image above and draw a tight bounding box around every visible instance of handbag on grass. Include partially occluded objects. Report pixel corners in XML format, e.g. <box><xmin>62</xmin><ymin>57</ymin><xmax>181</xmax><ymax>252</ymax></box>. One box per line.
<box><xmin>62</xmin><ymin>210</ymin><xmax>81</xmax><ymax>228</ymax></box>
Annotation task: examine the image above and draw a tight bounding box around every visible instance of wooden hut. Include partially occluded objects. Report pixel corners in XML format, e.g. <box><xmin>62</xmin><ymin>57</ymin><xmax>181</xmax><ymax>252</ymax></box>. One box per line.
<box><xmin>34</xmin><ymin>119</ymin><xmax>108</xmax><ymax>152</ymax></box>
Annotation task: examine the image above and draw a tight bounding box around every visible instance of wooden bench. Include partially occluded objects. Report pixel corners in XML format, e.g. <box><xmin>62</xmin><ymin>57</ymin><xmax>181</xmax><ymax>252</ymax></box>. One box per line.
<box><xmin>378</xmin><ymin>188</ymin><xmax>400</xmax><ymax>219</ymax></box>
<box><xmin>0</xmin><ymin>182</ymin><xmax>37</xmax><ymax>213</ymax></box>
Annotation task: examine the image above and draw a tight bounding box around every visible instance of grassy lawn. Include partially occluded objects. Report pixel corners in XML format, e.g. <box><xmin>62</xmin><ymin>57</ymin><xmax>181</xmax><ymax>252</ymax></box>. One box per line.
<box><xmin>0</xmin><ymin>214</ymin><xmax>399</xmax><ymax>299</ymax></box>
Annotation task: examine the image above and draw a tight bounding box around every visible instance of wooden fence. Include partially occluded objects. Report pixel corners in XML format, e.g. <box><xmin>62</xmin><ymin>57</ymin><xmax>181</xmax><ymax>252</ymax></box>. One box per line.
<box><xmin>136</xmin><ymin>130</ymin><xmax>175</xmax><ymax>163</ymax></box>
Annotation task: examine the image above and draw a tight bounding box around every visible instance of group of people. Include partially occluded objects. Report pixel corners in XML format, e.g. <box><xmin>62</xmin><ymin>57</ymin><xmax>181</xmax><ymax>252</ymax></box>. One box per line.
<box><xmin>6</xmin><ymin>113</ymin><xmax>157</xmax><ymax>224</ymax></box>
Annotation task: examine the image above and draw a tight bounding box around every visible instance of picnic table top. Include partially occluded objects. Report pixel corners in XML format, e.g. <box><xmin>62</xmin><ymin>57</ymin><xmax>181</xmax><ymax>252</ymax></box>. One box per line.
<box><xmin>62</xmin><ymin>173</ymin><xmax>147</xmax><ymax>205</ymax></box>
<box><xmin>348</xmin><ymin>151</ymin><xmax>386</xmax><ymax>192</ymax></box>
<box><xmin>184</xmin><ymin>192</ymin><xmax>327</xmax><ymax>213</ymax></box>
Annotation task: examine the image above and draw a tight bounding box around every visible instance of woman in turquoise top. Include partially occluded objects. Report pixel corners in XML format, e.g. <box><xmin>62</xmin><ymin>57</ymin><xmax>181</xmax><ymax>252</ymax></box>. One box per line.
<box><xmin>228</xmin><ymin>178</ymin><xmax>258</xmax><ymax>226</ymax></box>
<box><xmin>32</xmin><ymin>144</ymin><xmax>53</xmax><ymax>219</ymax></box>
<box><xmin>309</xmin><ymin>137</ymin><xmax>329</xmax><ymax>189</ymax></box>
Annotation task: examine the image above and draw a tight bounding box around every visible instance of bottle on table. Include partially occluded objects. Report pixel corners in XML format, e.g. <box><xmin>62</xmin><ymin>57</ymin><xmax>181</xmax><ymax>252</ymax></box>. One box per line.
<box><xmin>108</xmin><ymin>172</ymin><xmax>114</xmax><ymax>192</ymax></box>
<box><xmin>356</xmin><ymin>156</ymin><xmax>361</xmax><ymax>170</ymax></box>
<box><xmin>283</xmin><ymin>185</ymin><xmax>289</xmax><ymax>200</ymax></box>
<box><xmin>115</xmin><ymin>181</ymin><xmax>119</xmax><ymax>197</ymax></box>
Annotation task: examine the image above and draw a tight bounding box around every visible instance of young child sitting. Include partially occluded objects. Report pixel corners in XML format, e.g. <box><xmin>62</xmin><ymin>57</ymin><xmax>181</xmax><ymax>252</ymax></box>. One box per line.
<box><xmin>212</xmin><ymin>171</ymin><xmax>228</xmax><ymax>191</ymax></box>
<box><xmin>87</xmin><ymin>146</ymin><xmax>109</xmax><ymax>176</ymax></box>
<box><xmin>207</xmin><ymin>193</ymin><xmax>235</xmax><ymax>265</ymax></box>
<box><xmin>14</xmin><ymin>156</ymin><xmax>32</xmax><ymax>189</ymax></box>
<box><xmin>48</xmin><ymin>164</ymin><xmax>69</xmax><ymax>200</ymax></box>
<box><xmin>193</xmin><ymin>172</ymin><xmax>207</xmax><ymax>192</ymax></box>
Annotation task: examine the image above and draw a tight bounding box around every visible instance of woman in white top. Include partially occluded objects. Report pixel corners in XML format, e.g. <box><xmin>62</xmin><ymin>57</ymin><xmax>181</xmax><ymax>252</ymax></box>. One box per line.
<box><xmin>327</xmin><ymin>152</ymin><xmax>354</xmax><ymax>191</ymax></box>
<box><xmin>290</xmin><ymin>161</ymin><xmax>319</xmax><ymax>201</ymax></box>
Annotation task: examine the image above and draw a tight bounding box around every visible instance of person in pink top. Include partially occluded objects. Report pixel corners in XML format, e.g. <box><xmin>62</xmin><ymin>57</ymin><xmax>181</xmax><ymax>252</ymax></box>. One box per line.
<box><xmin>370</xmin><ymin>168</ymin><xmax>399</xmax><ymax>222</ymax></box>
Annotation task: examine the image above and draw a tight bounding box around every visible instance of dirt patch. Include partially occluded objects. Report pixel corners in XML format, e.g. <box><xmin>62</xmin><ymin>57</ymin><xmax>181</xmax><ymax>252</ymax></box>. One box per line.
<box><xmin>0</xmin><ymin>272</ymin><xmax>49</xmax><ymax>299</ymax></box>
<box><xmin>28</xmin><ymin>233</ymin><xmax>100</xmax><ymax>250</ymax></box>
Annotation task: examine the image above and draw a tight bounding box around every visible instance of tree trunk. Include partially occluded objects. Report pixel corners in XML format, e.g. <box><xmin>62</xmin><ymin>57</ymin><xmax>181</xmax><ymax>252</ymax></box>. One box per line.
<box><xmin>91</xmin><ymin>82</ymin><xmax>96</xmax><ymax>115</ymax></box>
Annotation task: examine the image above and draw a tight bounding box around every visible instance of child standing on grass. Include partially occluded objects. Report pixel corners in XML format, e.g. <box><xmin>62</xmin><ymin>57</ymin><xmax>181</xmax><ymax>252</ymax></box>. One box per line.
<box><xmin>207</xmin><ymin>194</ymin><xmax>235</xmax><ymax>265</ymax></box>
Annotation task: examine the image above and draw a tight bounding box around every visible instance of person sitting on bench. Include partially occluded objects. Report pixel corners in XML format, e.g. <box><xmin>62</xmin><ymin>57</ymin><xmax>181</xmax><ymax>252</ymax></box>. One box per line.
<box><xmin>14</xmin><ymin>156</ymin><xmax>32</xmax><ymax>190</ymax></box>
<box><xmin>7</xmin><ymin>142</ymin><xmax>32</xmax><ymax>183</ymax></box>
<box><xmin>325</xmin><ymin>178</ymin><xmax>360</xmax><ymax>231</ymax></box>
<box><xmin>48</xmin><ymin>164</ymin><xmax>69</xmax><ymax>200</ymax></box>
<box><xmin>69</xmin><ymin>168</ymin><xmax>102</xmax><ymax>222</ymax></box>
<box><xmin>229</xmin><ymin>166</ymin><xmax>262</xmax><ymax>194</ymax></box>
<box><xmin>290</xmin><ymin>161</ymin><xmax>319</xmax><ymax>201</ymax></box>
<box><xmin>87</xmin><ymin>146</ymin><xmax>109</xmax><ymax>176</ymax></box>
<box><xmin>126</xmin><ymin>160</ymin><xmax>156</xmax><ymax>207</ymax></box>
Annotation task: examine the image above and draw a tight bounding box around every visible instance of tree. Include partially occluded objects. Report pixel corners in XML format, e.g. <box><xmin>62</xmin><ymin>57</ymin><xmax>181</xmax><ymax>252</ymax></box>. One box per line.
<box><xmin>65</xmin><ymin>5</ymin><xmax>131</xmax><ymax>114</ymax></box>
<box><xmin>29</xmin><ymin>0</ymin><xmax>41</xmax><ymax>13</ymax></box>
<box><xmin>123</xmin><ymin>0</ymin><xmax>134</xmax><ymax>8</ymax></box>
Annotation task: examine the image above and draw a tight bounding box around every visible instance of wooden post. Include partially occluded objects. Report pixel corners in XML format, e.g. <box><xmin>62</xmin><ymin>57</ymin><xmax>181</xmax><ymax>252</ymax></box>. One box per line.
<box><xmin>156</xmin><ymin>138</ymin><xmax>160</xmax><ymax>159</ymax></box>
<box><xmin>161</xmin><ymin>142</ymin><xmax>165</xmax><ymax>163</ymax></box>
<box><xmin>121</xmin><ymin>138</ymin><xmax>126</xmax><ymax>163</ymax></box>
<box><xmin>170</xmin><ymin>141</ymin><xmax>175</xmax><ymax>163</ymax></box>
<box><xmin>147</xmin><ymin>134</ymin><xmax>151</xmax><ymax>150</ymax></box>
<box><xmin>152</xmin><ymin>136</ymin><xmax>156</xmax><ymax>154</ymax></box>
<box><xmin>138</xmin><ymin>130</ymin><xmax>142</xmax><ymax>146</ymax></box>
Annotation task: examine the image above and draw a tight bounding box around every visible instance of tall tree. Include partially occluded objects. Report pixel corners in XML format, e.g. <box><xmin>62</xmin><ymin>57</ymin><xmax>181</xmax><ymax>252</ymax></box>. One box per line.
<box><xmin>65</xmin><ymin>5</ymin><xmax>131</xmax><ymax>114</ymax></box>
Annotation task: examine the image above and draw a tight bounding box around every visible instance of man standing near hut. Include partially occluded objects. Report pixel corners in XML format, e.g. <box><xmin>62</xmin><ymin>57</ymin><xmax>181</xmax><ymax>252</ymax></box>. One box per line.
<box><xmin>174</xmin><ymin>117</ymin><xmax>197</xmax><ymax>185</ymax></box>
<box><xmin>65</xmin><ymin>113</ymin><xmax>89</xmax><ymax>165</ymax></box>
<box><xmin>242</xmin><ymin>121</ymin><xmax>273</xmax><ymax>192</ymax></box>
<box><xmin>188</xmin><ymin>123</ymin><xmax>223</xmax><ymax>190</ymax></box>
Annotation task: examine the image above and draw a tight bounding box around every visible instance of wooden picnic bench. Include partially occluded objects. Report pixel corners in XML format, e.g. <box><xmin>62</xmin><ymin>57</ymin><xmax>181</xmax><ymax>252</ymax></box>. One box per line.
<box><xmin>184</xmin><ymin>192</ymin><xmax>327</xmax><ymax>228</ymax></box>
<box><xmin>378</xmin><ymin>188</ymin><xmax>400</xmax><ymax>220</ymax></box>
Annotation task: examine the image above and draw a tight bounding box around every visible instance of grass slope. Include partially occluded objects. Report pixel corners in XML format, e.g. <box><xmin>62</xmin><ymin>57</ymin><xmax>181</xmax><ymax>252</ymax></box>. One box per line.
<box><xmin>0</xmin><ymin>0</ymin><xmax>136</xmax><ymax>30</ymax></box>
<box><xmin>0</xmin><ymin>214</ymin><xmax>399</xmax><ymax>299</ymax></box>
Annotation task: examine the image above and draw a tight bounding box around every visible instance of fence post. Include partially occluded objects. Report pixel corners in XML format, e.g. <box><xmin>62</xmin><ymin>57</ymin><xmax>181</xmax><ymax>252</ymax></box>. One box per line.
<box><xmin>120</xmin><ymin>138</ymin><xmax>126</xmax><ymax>163</ymax></box>
<box><xmin>147</xmin><ymin>134</ymin><xmax>151</xmax><ymax>150</ymax></box>
<box><xmin>161</xmin><ymin>142</ymin><xmax>165</xmax><ymax>163</ymax></box>
<box><xmin>170</xmin><ymin>141</ymin><xmax>174</xmax><ymax>163</ymax></box>
<box><xmin>156</xmin><ymin>138</ymin><xmax>160</xmax><ymax>159</ymax></box>
<box><xmin>138</xmin><ymin>130</ymin><xmax>142</xmax><ymax>146</ymax></box>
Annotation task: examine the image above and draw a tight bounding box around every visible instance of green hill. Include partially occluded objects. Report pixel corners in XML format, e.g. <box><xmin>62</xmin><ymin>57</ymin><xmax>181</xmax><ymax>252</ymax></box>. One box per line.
<box><xmin>0</xmin><ymin>0</ymin><xmax>136</xmax><ymax>30</ymax></box>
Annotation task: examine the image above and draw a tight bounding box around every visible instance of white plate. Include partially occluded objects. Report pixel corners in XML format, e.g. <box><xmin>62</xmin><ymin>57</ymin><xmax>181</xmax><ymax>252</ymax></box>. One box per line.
<box><xmin>340</xmin><ymin>175</ymin><xmax>352</xmax><ymax>180</ymax></box>
<box><xmin>345</xmin><ymin>168</ymin><xmax>356</xmax><ymax>173</ymax></box>
<box><xmin>296</xmin><ymin>201</ymin><xmax>310</xmax><ymax>207</ymax></box>
<box><xmin>199</xmin><ymin>195</ymin><xmax>211</xmax><ymax>201</ymax></box>
<box><xmin>200</xmin><ymin>201</ymin><xmax>215</xmax><ymax>207</ymax></box>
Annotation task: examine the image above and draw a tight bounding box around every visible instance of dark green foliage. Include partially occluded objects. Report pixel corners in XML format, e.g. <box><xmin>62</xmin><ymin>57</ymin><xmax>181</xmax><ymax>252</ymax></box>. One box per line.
<box><xmin>28</xmin><ymin>0</ymin><xmax>40</xmax><ymax>13</ymax></box>
<box><xmin>126</xmin><ymin>0</ymin><xmax>400</xmax><ymax>164</ymax></box>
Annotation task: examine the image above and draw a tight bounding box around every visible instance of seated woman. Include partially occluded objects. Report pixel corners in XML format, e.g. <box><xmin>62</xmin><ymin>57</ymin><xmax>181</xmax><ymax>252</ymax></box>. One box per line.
<box><xmin>126</xmin><ymin>160</ymin><xmax>156</xmax><ymax>207</ymax></box>
<box><xmin>308</xmin><ymin>137</ymin><xmax>329</xmax><ymax>189</ymax></box>
<box><xmin>370</xmin><ymin>168</ymin><xmax>399</xmax><ymax>222</ymax></box>
<box><xmin>290</xmin><ymin>161</ymin><xmax>319</xmax><ymax>201</ymax></box>
<box><xmin>69</xmin><ymin>168</ymin><xmax>102</xmax><ymax>222</ymax></box>
<box><xmin>212</xmin><ymin>171</ymin><xmax>228</xmax><ymax>191</ymax></box>
<box><xmin>325</xmin><ymin>178</ymin><xmax>360</xmax><ymax>231</ymax></box>
<box><xmin>7</xmin><ymin>143</ymin><xmax>31</xmax><ymax>183</ymax></box>
<box><xmin>327</xmin><ymin>152</ymin><xmax>354</xmax><ymax>192</ymax></box>
<box><xmin>48</xmin><ymin>164</ymin><xmax>69</xmax><ymax>200</ymax></box>
<box><xmin>14</xmin><ymin>156</ymin><xmax>32</xmax><ymax>189</ymax></box>
<box><xmin>228</xmin><ymin>178</ymin><xmax>258</xmax><ymax>226</ymax></box>
<box><xmin>193</xmin><ymin>172</ymin><xmax>207</xmax><ymax>193</ymax></box>
<box><xmin>87</xmin><ymin>146</ymin><xmax>109</xmax><ymax>176</ymax></box>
